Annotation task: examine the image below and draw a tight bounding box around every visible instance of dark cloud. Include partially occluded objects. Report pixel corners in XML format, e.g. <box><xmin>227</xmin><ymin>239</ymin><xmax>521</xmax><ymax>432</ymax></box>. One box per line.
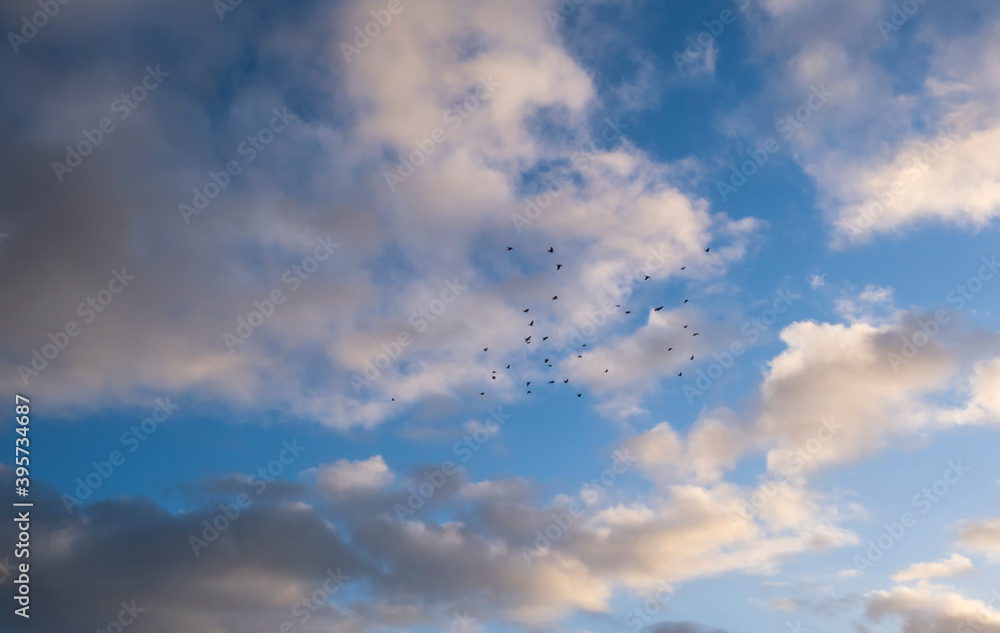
<box><xmin>0</xmin><ymin>466</ymin><xmax>368</xmax><ymax>633</ymax></box>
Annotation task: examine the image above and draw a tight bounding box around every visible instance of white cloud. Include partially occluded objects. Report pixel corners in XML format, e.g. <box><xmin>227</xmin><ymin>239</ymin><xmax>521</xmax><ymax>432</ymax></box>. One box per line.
<box><xmin>968</xmin><ymin>359</ymin><xmax>1000</xmax><ymax>420</ymax></box>
<box><xmin>0</xmin><ymin>0</ymin><xmax>762</xmax><ymax>432</ymax></box>
<box><xmin>311</xmin><ymin>455</ymin><xmax>395</xmax><ymax>498</ymax></box>
<box><xmin>625</xmin><ymin>414</ymin><xmax>747</xmax><ymax>486</ymax></box>
<box><xmin>756</xmin><ymin>319</ymin><xmax>953</xmax><ymax>477</ymax></box>
<box><xmin>892</xmin><ymin>554</ymin><xmax>974</xmax><ymax>582</ymax></box>
<box><xmin>833</xmin><ymin>285</ymin><xmax>895</xmax><ymax>322</ymax></box>
<box><xmin>867</xmin><ymin>582</ymin><xmax>1000</xmax><ymax>633</ymax></box>
<box><xmin>956</xmin><ymin>517</ymin><xmax>1000</xmax><ymax>560</ymax></box>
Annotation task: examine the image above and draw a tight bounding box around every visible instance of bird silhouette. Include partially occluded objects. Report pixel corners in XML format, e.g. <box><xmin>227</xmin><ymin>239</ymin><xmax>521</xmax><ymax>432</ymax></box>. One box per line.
<box><xmin>668</xmin><ymin>347</ymin><xmax>673</xmax><ymax>351</ymax></box>
<box><xmin>391</xmin><ymin>397</ymin><xmax>395</xmax><ymax>401</ymax></box>
<box><xmin>548</xmin><ymin>380</ymin><xmax>555</xmax><ymax>384</ymax></box>
<box><xmin>492</xmin><ymin>376</ymin><xmax>496</xmax><ymax>380</ymax></box>
<box><xmin>552</xmin><ymin>295</ymin><xmax>558</xmax><ymax>300</ymax></box>
<box><xmin>526</xmin><ymin>381</ymin><xmax>531</xmax><ymax>386</ymax></box>
<box><xmin>507</xmin><ymin>247</ymin><xmax>513</xmax><ymax>251</ymax></box>
<box><xmin>693</xmin><ymin>333</ymin><xmax>700</xmax><ymax>336</ymax></box>
<box><xmin>625</xmin><ymin>310</ymin><xmax>631</xmax><ymax>314</ymax></box>
<box><xmin>484</xmin><ymin>347</ymin><xmax>488</xmax><ymax>351</ymax></box>
<box><xmin>582</xmin><ymin>344</ymin><xmax>586</xmax><ymax>347</ymax></box>
<box><xmin>525</xmin><ymin>336</ymin><xmax>532</xmax><ymax>343</ymax></box>
<box><xmin>548</xmin><ymin>247</ymin><xmax>554</xmax><ymax>253</ymax></box>
<box><xmin>506</xmin><ymin>364</ymin><xmax>510</xmax><ymax>369</ymax></box>
<box><xmin>678</xmin><ymin>372</ymin><xmax>682</xmax><ymax>377</ymax></box>
<box><xmin>542</xmin><ymin>336</ymin><xmax>548</xmax><ymax>341</ymax></box>
<box><xmin>544</xmin><ymin>358</ymin><xmax>549</xmax><ymax>363</ymax></box>
<box><xmin>523</xmin><ymin>308</ymin><xmax>529</xmax><ymax>313</ymax></box>
<box><xmin>604</xmin><ymin>369</ymin><xmax>608</xmax><ymax>372</ymax></box>
<box><xmin>563</xmin><ymin>379</ymin><xmax>569</xmax><ymax>383</ymax></box>
<box><xmin>684</xmin><ymin>299</ymin><xmax>689</xmax><ymax>303</ymax></box>
<box><xmin>480</xmin><ymin>392</ymin><xmax>485</xmax><ymax>395</ymax></box>
<box><xmin>705</xmin><ymin>247</ymin><xmax>710</xmax><ymax>252</ymax></box>
<box><xmin>644</xmin><ymin>275</ymin><xmax>650</xmax><ymax>280</ymax></box>
<box><xmin>529</xmin><ymin>320</ymin><xmax>534</xmax><ymax>326</ymax></box>
<box><xmin>655</xmin><ymin>306</ymin><xmax>663</xmax><ymax>311</ymax></box>
<box><xmin>683</xmin><ymin>325</ymin><xmax>688</xmax><ymax>328</ymax></box>
<box><xmin>689</xmin><ymin>355</ymin><xmax>694</xmax><ymax>360</ymax></box>
<box><xmin>577</xmin><ymin>393</ymin><xmax>582</xmax><ymax>397</ymax></box>
<box><xmin>556</xmin><ymin>264</ymin><xmax>562</xmax><ymax>270</ymax></box>
<box><xmin>527</xmin><ymin>390</ymin><xmax>532</xmax><ymax>394</ymax></box>
<box><xmin>680</xmin><ymin>266</ymin><xmax>686</xmax><ymax>270</ymax></box>
<box><xmin>577</xmin><ymin>355</ymin><xmax>582</xmax><ymax>358</ymax></box>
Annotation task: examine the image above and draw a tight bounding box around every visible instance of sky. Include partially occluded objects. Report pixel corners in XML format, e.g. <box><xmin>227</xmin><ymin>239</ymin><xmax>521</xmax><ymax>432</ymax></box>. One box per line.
<box><xmin>1</xmin><ymin>0</ymin><xmax>1000</xmax><ymax>632</ymax></box>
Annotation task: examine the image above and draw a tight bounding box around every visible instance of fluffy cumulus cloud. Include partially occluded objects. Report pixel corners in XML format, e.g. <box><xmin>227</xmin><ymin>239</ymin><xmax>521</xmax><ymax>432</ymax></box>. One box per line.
<box><xmin>956</xmin><ymin>517</ymin><xmax>1000</xmax><ymax>560</ymax></box>
<box><xmin>311</xmin><ymin>455</ymin><xmax>395</xmax><ymax>498</ymax></box>
<box><xmin>965</xmin><ymin>359</ymin><xmax>1000</xmax><ymax>421</ymax></box>
<box><xmin>754</xmin><ymin>318</ymin><xmax>953</xmax><ymax>476</ymax></box>
<box><xmin>866</xmin><ymin>582</ymin><xmax>1000</xmax><ymax>633</ymax></box>
<box><xmin>624</xmin><ymin>414</ymin><xmax>747</xmax><ymax>485</ymax></box>
<box><xmin>0</xmin><ymin>463</ymin><xmax>855</xmax><ymax>631</ymax></box>
<box><xmin>827</xmin><ymin>17</ymin><xmax>1000</xmax><ymax>242</ymax></box>
<box><xmin>735</xmin><ymin>0</ymin><xmax>1000</xmax><ymax>244</ymax></box>
<box><xmin>0</xmin><ymin>0</ymin><xmax>756</xmax><ymax>431</ymax></box>
<box><xmin>892</xmin><ymin>554</ymin><xmax>975</xmax><ymax>582</ymax></box>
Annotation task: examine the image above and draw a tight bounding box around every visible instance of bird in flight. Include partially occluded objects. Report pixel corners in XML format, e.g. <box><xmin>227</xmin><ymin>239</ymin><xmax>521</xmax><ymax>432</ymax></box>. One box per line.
<box><xmin>556</xmin><ymin>264</ymin><xmax>562</xmax><ymax>270</ymax></box>
<box><xmin>552</xmin><ymin>295</ymin><xmax>558</xmax><ymax>300</ymax></box>
<box><xmin>542</xmin><ymin>336</ymin><xmax>548</xmax><ymax>341</ymax></box>
<box><xmin>480</xmin><ymin>392</ymin><xmax>485</xmax><ymax>395</ymax></box>
<box><xmin>683</xmin><ymin>325</ymin><xmax>688</xmax><ymax>328</ymax></box>
<box><xmin>668</xmin><ymin>347</ymin><xmax>673</xmax><ymax>351</ymax></box>
<box><xmin>644</xmin><ymin>275</ymin><xmax>651</xmax><ymax>280</ymax></box>
<box><xmin>680</xmin><ymin>266</ymin><xmax>686</xmax><ymax>270</ymax></box>
<box><xmin>548</xmin><ymin>380</ymin><xmax>555</xmax><ymax>384</ymax></box>
<box><xmin>577</xmin><ymin>393</ymin><xmax>582</xmax><ymax>397</ymax></box>
<box><xmin>523</xmin><ymin>308</ymin><xmax>529</xmax><ymax>313</ymax></box>
<box><xmin>693</xmin><ymin>333</ymin><xmax>700</xmax><ymax>336</ymax></box>
<box><xmin>684</xmin><ymin>299</ymin><xmax>689</xmax><ymax>303</ymax></box>
<box><xmin>526</xmin><ymin>381</ymin><xmax>531</xmax><ymax>386</ymax></box>
<box><xmin>604</xmin><ymin>369</ymin><xmax>608</xmax><ymax>373</ymax></box>
<box><xmin>527</xmin><ymin>390</ymin><xmax>532</xmax><ymax>394</ymax></box>
<box><xmin>625</xmin><ymin>310</ymin><xmax>631</xmax><ymax>314</ymax></box>
<box><xmin>544</xmin><ymin>358</ymin><xmax>549</xmax><ymax>363</ymax></box>
<box><xmin>689</xmin><ymin>355</ymin><xmax>694</xmax><ymax>360</ymax></box>
<box><xmin>705</xmin><ymin>247</ymin><xmax>710</xmax><ymax>252</ymax></box>
<box><xmin>654</xmin><ymin>306</ymin><xmax>663</xmax><ymax>311</ymax></box>
<box><xmin>563</xmin><ymin>379</ymin><xmax>569</xmax><ymax>383</ymax></box>
<box><xmin>483</xmin><ymin>347</ymin><xmax>488</xmax><ymax>351</ymax></box>
<box><xmin>507</xmin><ymin>247</ymin><xmax>513</xmax><ymax>251</ymax></box>
<box><xmin>677</xmin><ymin>372</ymin><xmax>682</xmax><ymax>377</ymax></box>
<box><xmin>529</xmin><ymin>320</ymin><xmax>534</xmax><ymax>326</ymax></box>
<box><xmin>506</xmin><ymin>364</ymin><xmax>510</xmax><ymax>369</ymax></box>
<box><xmin>525</xmin><ymin>336</ymin><xmax>532</xmax><ymax>343</ymax></box>
<box><xmin>548</xmin><ymin>247</ymin><xmax>554</xmax><ymax>253</ymax></box>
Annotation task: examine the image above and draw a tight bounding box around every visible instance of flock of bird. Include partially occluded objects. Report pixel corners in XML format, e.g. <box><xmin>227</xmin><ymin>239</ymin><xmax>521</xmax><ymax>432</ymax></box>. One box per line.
<box><xmin>469</xmin><ymin>245</ymin><xmax>710</xmax><ymax>400</ymax></box>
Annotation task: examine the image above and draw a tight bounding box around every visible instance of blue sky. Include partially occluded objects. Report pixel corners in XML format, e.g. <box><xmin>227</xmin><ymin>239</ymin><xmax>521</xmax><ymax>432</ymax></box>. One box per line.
<box><xmin>2</xmin><ymin>0</ymin><xmax>1000</xmax><ymax>632</ymax></box>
